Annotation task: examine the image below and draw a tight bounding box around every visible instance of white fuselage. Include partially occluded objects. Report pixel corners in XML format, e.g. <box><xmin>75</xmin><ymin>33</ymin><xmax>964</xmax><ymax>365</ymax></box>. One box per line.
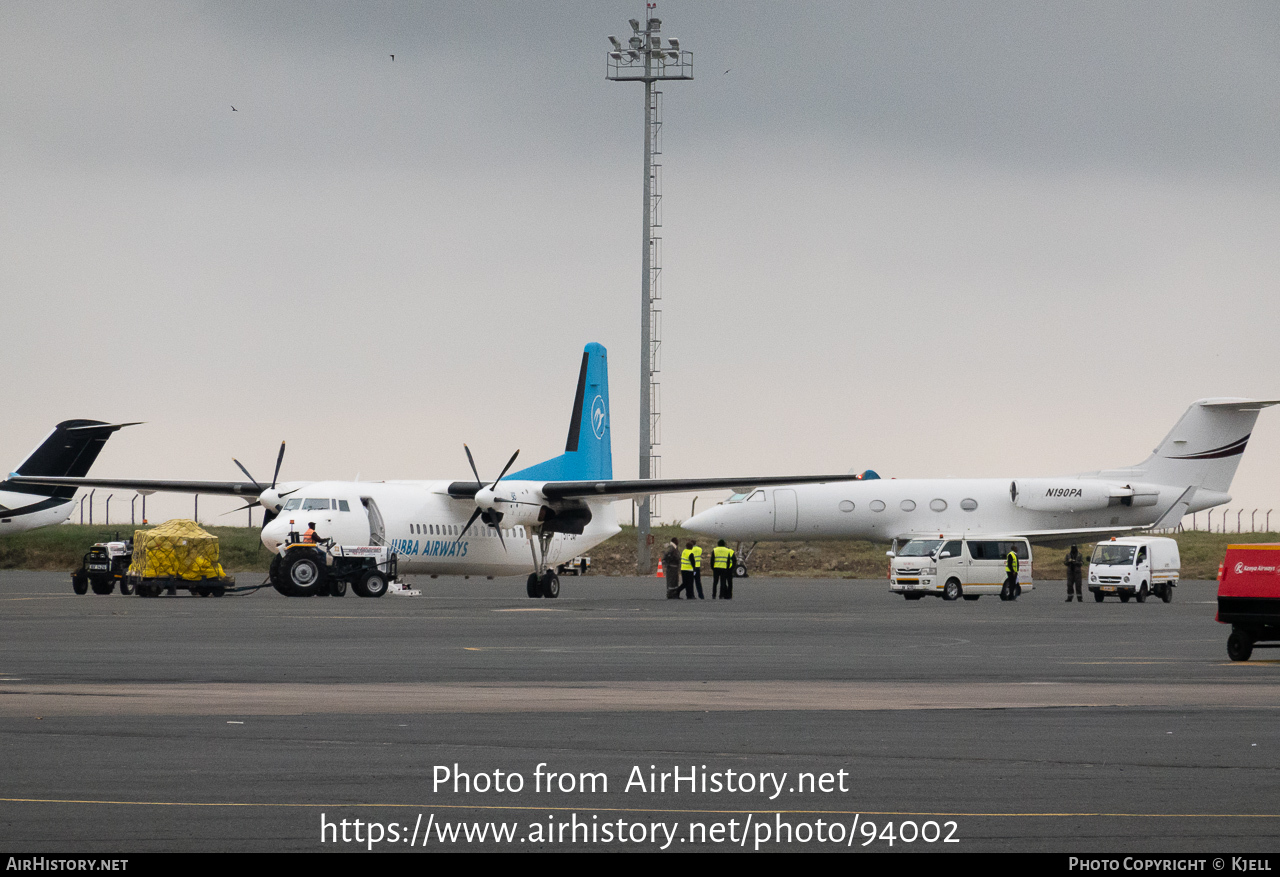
<box><xmin>0</xmin><ymin>490</ymin><xmax>74</xmax><ymax>535</ymax></box>
<box><xmin>259</xmin><ymin>479</ymin><xmax>620</xmax><ymax>577</ymax></box>
<box><xmin>683</xmin><ymin>477</ymin><xmax>1224</xmax><ymax>544</ymax></box>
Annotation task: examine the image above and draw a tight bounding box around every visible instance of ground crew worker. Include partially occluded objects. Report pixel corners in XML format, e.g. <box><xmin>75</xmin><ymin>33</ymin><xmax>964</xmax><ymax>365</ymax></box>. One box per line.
<box><xmin>691</xmin><ymin>541</ymin><xmax>705</xmax><ymax>599</ymax></box>
<box><xmin>712</xmin><ymin>540</ymin><xmax>735</xmax><ymax>599</ymax></box>
<box><xmin>663</xmin><ymin>537</ymin><xmax>682</xmax><ymax>599</ymax></box>
<box><xmin>1002</xmin><ymin>545</ymin><xmax>1021</xmax><ymax>601</ymax></box>
<box><xmin>1064</xmin><ymin>545</ymin><xmax>1084</xmax><ymax>602</ymax></box>
<box><xmin>303</xmin><ymin>522</ymin><xmax>319</xmax><ymax>543</ymax></box>
<box><xmin>680</xmin><ymin>540</ymin><xmax>697</xmax><ymax>599</ymax></box>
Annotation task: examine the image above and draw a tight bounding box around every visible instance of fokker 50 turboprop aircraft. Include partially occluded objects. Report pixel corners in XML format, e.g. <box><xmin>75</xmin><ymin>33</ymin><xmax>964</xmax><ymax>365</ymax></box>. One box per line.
<box><xmin>684</xmin><ymin>398</ymin><xmax>1278</xmax><ymax>550</ymax></box>
<box><xmin>12</xmin><ymin>344</ymin><xmax>858</xmax><ymax>597</ymax></box>
<box><xmin>0</xmin><ymin>420</ymin><xmax>135</xmax><ymax>535</ymax></box>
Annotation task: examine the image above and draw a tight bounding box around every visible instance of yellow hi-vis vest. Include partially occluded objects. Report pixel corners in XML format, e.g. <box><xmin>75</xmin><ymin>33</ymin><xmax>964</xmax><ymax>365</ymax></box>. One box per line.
<box><xmin>680</xmin><ymin>549</ymin><xmax>694</xmax><ymax>572</ymax></box>
<box><xmin>691</xmin><ymin>546</ymin><xmax>703</xmax><ymax>568</ymax></box>
<box><xmin>1006</xmin><ymin>551</ymin><xmax>1019</xmax><ymax>574</ymax></box>
<box><xmin>712</xmin><ymin>546</ymin><xmax>734</xmax><ymax>568</ymax></box>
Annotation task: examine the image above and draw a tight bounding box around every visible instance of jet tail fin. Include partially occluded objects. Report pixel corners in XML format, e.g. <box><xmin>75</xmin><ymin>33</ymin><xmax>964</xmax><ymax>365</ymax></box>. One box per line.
<box><xmin>508</xmin><ymin>344</ymin><xmax>612</xmax><ymax>482</ymax></box>
<box><xmin>1133</xmin><ymin>399</ymin><xmax>1279</xmax><ymax>493</ymax></box>
<box><xmin>7</xmin><ymin>420</ymin><xmax>138</xmax><ymax>499</ymax></box>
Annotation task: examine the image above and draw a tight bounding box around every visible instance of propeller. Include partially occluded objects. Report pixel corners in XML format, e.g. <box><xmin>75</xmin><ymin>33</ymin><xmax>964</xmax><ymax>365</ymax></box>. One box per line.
<box><xmin>222</xmin><ymin>442</ymin><xmax>293</xmax><ymax>525</ymax></box>
<box><xmin>456</xmin><ymin>444</ymin><xmax>520</xmax><ymax>549</ymax></box>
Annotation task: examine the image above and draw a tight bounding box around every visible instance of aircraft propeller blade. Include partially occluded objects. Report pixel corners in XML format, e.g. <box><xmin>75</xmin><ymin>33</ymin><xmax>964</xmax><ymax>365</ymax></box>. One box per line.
<box><xmin>270</xmin><ymin>441</ymin><xmax>286</xmax><ymax>489</ymax></box>
<box><xmin>455</xmin><ymin>507</ymin><xmax>483</xmax><ymax>543</ymax></box>
<box><xmin>232</xmin><ymin>458</ymin><xmax>262</xmax><ymax>489</ymax></box>
<box><xmin>221</xmin><ymin>500</ymin><xmax>261</xmax><ymax>516</ymax></box>
<box><xmin>463</xmin><ymin>444</ymin><xmax>483</xmax><ymax>485</ymax></box>
<box><xmin>490</xmin><ymin>449</ymin><xmax>520</xmax><ymax>489</ymax></box>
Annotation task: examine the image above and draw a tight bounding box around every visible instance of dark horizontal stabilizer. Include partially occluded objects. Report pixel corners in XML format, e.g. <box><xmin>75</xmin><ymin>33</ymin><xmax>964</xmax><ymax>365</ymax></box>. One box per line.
<box><xmin>540</xmin><ymin>473</ymin><xmax>863</xmax><ymax>501</ymax></box>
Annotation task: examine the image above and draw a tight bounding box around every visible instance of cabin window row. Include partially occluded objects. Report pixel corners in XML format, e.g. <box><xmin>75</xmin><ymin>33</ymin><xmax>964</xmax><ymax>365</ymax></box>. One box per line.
<box><xmin>846</xmin><ymin>498</ymin><xmax>980</xmax><ymax>513</ymax></box>
<box><xmin>409</xmin><ymin>523</ymin><xmax>526</xmax><ymax>538</ymax></box>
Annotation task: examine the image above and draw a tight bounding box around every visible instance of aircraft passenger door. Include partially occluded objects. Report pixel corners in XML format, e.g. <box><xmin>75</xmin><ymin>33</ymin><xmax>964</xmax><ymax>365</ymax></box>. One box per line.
<box><xmin>773</xmin><ymin>489</ymin><xmax>798</xmax><ymax>533</ymax></box>
<box><xmin>361</xmin><ymin>497</ymin><xmax>386</xmax><ymax>546</ymax></box>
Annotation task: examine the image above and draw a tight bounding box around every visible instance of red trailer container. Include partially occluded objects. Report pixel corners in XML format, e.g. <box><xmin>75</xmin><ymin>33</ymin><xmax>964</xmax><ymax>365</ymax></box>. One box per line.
<box><xmin>1216</xmin><ymin>543</ymin><xmax>1280</xmax><ymax>661</ymax></box>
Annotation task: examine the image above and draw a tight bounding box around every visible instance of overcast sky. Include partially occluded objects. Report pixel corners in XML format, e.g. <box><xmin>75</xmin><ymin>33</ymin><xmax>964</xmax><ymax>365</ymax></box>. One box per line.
<box><xmin>4</xmin><ymin>1</ymin><xmax>1280</xmax><ymax>529</ymax></box>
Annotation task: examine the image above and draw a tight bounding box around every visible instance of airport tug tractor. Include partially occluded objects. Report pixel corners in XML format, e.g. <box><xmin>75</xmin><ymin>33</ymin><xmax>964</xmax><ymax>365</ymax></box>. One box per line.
<box><xmin>1216</xmin><ymin>543</ymin><xmax>1280</xmax><ymax>661</ymax></box>
<box><xmin>71</xmin><ymin>535</ymin><xmax>134</xmax><ymax>596</ymax></box>
<box><xmin>269</xmin><ymin>527</ymin><xmax>398</xmax><ymax>598</ymax></box>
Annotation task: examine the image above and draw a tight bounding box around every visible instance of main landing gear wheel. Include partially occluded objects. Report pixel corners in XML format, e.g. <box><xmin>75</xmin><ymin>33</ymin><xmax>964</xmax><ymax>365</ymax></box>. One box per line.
<box><xmin>541</xmin><ymin>572</ymin><xmax>560</xmax><ymax>599</ymax></box>
<box><xmin>1227</xmin><ymin>630</ymin><xmax>1254</xmax><ymax>662</ymax></box>
<box><xmin>283</xmin><ymin>552</ymin><xmax>325</xmax><ymax>597</ymax></box>
<box><xmin>526</xmin><ymin>573</ymin><xmax>542</xmax><ymax>599</ymax></box>
<box><xmin>357</xmin><ymin>570</ymin><xmax>387</xmax><ymax>598</ymax></box>
<box><xmin>943</xmin><ymin>580</ymin><xmax>962</xmax><ymax>601</ymax></box>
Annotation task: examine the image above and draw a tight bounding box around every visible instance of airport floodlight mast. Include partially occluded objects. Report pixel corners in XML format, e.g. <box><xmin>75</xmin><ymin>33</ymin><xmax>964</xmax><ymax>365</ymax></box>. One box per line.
<box><xmin>606</xmin><ymin>4</ymin><xmax>693</xmax><ymax>574</ymax></box>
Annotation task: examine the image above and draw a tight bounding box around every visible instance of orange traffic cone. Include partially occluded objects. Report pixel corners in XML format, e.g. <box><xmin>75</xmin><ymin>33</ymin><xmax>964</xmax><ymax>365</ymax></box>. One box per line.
<box><xmin>656</xmin><ymin>562</ymin><xmax>664</xmax><ymax>578</ymax></box>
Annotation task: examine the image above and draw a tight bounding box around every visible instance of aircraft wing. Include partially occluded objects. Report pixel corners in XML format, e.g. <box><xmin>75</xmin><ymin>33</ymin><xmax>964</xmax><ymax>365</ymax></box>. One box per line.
<box><xmin>539</xmin><ymin>473</ymin><xmax>861</xmax><ymax>501</ymax></box>
<box><xmin>445</xmin><ymin>474</ymin><xmax>859</xmax><ymax>501</ymax></box>
<box><xmin>6</xmin><ymin>475</ymin><xmax>263</xmax><ymax>497</ymax></box>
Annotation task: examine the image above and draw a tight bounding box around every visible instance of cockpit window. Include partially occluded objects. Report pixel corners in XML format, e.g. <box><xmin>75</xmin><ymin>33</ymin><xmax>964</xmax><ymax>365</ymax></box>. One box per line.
<box><xmin>301</xmin><ymin>498</ymin><xmax>331</xmax><ymax>511</ymax></box>
<box><xmin>283</xmin><ymin>498</ymin><xmax>302</xmax><ymax>511</ymax></box>
<box><xmin>727</xmin><ymin>490</ymin><xmax>766</xmax><ymax>503</ymax></box>
<box><xmin>338</xmin><ymin>500</ymin><xmax>350</xmax><ymax>512</ymax></box>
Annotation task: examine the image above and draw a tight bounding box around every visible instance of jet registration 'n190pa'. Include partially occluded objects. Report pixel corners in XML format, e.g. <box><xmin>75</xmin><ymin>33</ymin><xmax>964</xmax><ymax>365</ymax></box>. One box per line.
<box><xmin>683</xmin><ymin>398</ymin><xmax>1278</xmax><ymax>553</ymax></box>
<box><xmin>13</xmin><ymin>343</ymin><xmax>860</xmax><ymax>597</ymax></box>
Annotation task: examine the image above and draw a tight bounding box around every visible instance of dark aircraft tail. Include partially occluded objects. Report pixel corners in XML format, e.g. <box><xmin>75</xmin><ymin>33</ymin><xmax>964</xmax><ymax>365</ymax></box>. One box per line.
<box><xmin>7</xmin><ymin>420</ymin><xmax>137</xmax><ymax>499</ymax></box>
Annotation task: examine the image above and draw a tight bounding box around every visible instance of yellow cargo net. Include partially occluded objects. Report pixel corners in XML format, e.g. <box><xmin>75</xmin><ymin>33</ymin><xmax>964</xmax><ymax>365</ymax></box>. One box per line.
<box><xmin>128</xmin><ymin>519</ymin><xmax>226</xmax><ymax>581</ymax></box>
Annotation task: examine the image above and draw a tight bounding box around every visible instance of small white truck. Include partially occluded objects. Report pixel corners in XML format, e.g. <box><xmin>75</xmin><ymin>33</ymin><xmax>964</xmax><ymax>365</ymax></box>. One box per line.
<box><xmin>1087</xmin><ymin>536</ymin><xmax>1180</xmax><ymax>603</ymax></box>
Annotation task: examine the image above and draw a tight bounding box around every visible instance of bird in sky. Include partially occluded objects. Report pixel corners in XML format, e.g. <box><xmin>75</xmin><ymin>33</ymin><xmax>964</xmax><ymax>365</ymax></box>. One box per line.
<box><xmin>390</xmin><ymin>54</ymin><xmax>395</xmax><ymax>61</ymax></box>
<box><xmin>231</xmin><ymin>105</ymin><xmax>237</xmax><ymax>111</ymax></box>
<box><xmin>723</xmin><ymin>69</ymin><xmax>731</xmax><ymax>74</ymax></box>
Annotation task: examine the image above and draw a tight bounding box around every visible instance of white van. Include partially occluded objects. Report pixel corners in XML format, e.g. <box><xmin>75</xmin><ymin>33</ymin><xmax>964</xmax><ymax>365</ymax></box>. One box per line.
<box><xmin>1087</xmin><ymin>536</ymin><xmax>1180</xmax><ymax>603</ymax></box>
<box><xmin>889</xmin><ymin>536</ymin><xmax>1033</xmax><ymax>601</ymax></box>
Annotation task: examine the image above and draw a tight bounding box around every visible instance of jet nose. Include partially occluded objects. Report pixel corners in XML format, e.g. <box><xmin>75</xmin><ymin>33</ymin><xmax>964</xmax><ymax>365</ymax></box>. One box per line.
<box><xmin>683</xmin><ymin>507</ymin><xmax>722</xmax><ymax>536</ymax></box>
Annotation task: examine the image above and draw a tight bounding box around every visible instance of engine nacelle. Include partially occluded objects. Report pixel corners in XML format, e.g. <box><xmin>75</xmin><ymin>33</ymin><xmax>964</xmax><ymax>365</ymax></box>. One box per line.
<box><xmin>474</xmin><ymin>482</ymin><xmax>552</xmax><ymax>527</ymax></box>
<box><xmin>1010</xmin><ymin>480</ymin><xmax>1159</xmax><ymax>512</ymax></box>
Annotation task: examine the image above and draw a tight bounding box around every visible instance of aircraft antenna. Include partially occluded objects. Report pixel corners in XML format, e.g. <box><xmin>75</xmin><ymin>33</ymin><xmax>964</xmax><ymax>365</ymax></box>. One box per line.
<box><xmin>607</xmin><ymin>3</ymin><xmax>693</xmax><ymax>574</ymax></box>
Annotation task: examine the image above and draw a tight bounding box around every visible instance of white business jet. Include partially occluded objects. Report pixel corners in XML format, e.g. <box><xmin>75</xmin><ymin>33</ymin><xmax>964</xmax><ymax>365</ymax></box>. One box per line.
<box><xmin>12</xmin><ymin>344</ymin><xmax>858</xmax><ymax>597</ymax></box>
<box><xmin>0</xmin><ymin>420</ymin><xmax>136</xmax><ymax>535</ymax></box>
<box><xmin>683</xmin><ymin>398</ymin><xmax>1278</xmax><ymax>553</ymax></box>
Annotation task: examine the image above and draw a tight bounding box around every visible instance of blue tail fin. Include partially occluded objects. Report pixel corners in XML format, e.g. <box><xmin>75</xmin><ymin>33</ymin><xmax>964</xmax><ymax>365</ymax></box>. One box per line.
<box><xmin>509</xmin><ymin>343</ymin><xmax>612</xmax><ymax>482</ymax></box>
